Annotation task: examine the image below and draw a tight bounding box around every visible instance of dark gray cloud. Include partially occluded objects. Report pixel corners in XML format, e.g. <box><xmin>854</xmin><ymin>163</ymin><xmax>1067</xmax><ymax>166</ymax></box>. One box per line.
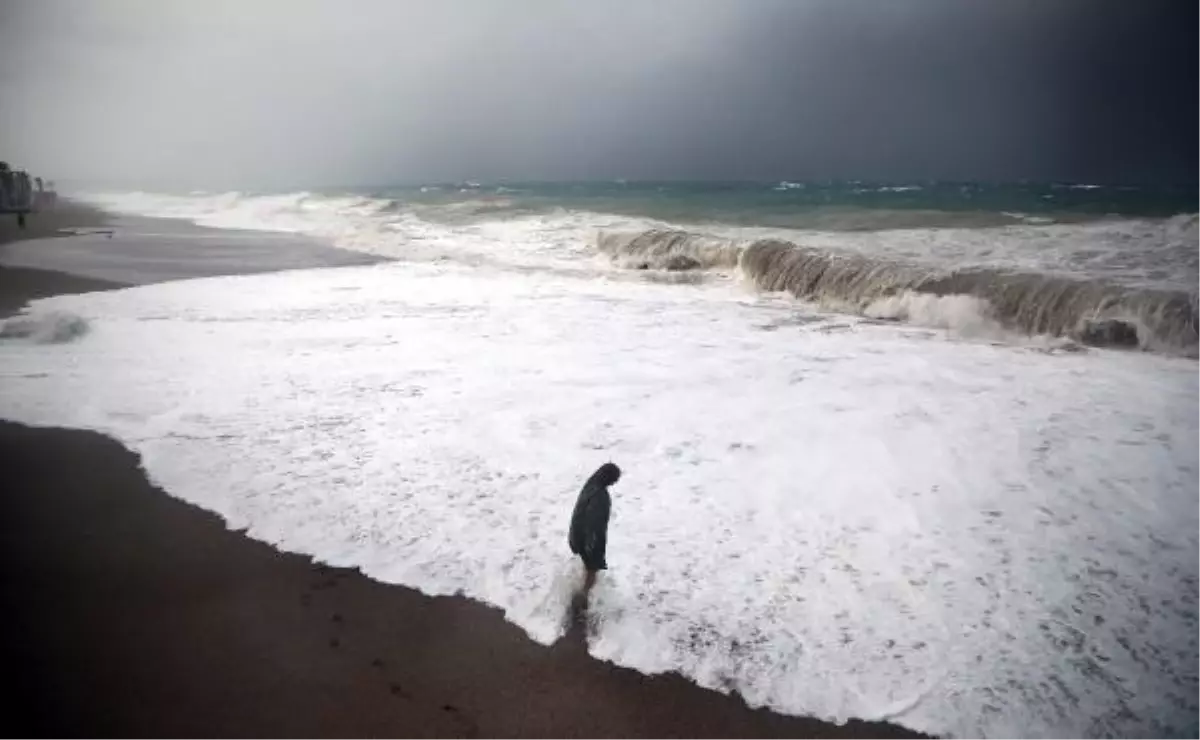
<box><xmin>0</xmin><ymin>0</ymin><xmax>1193</xmax><ymax>188</ymax></box>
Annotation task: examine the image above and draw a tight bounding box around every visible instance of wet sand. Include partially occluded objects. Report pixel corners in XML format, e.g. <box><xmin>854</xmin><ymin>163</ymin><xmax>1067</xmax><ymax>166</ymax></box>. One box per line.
<box><xmin>0</xmin><ymin>208</ymin><xmax>928</xmax><ymax>738</ymax></box>
<box><xmin>1</xmin><ymin>204</ymin><xmax>380</xmax><ymax>285</ymax></box>
<box><xmin>0</xmin><ymin>201</ymin><xmax>111</xmax><ymax>245</ymax></box>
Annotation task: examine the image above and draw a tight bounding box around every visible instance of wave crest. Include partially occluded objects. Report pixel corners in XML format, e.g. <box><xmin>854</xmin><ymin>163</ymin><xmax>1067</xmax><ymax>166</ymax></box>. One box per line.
<box><xmin>743</xmin><ymin>240</ymin><xmax>1197</xmax><ymax>354</ymax></box>
<box><xmin>597</xmin><ymin>230</ymin><xmax>742</xmax><ymax>270</ymax></box>
<box><xmin>599</xmin><ymin>229</ymin><xmax>1199</xmax><ymax>354</ymax></box>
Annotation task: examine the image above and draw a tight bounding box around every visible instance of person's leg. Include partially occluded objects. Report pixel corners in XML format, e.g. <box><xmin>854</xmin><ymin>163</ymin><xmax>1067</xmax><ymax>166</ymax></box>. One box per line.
<box><xmin>17</xmin><ymin>212</ymin><xmax>26</xmax><ymax>229</ymax></box>
<box><xmin>565</xmin><ymin>562</ymin><xmax>597</xmax><ymax>637</ymax></box>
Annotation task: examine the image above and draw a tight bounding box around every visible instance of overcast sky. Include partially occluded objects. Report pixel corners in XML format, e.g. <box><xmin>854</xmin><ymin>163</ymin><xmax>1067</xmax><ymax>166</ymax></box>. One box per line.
<box><xmin>0</xmin><ymin>0</ymin><xmax>1194</xmax><ymax>189</ymax></box>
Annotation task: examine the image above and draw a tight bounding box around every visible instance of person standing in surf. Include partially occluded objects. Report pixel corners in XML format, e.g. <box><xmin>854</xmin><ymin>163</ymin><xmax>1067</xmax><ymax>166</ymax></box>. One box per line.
<box><xmin>569</xmin><ymin>462</ymin><xmax>620</xmax><ymax>586</ymax></box>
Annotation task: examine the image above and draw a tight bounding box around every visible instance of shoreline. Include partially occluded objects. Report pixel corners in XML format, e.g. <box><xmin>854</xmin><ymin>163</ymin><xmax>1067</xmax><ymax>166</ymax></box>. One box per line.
<box><xmin>0</xmin><ymin>421</ymin><xmax>925</xmax><ymax>738</ymax></box>
<box><xmin>1</xmin><ymin>199</ymin><xmax>380</xmax><ymax>286</ymax></box>
<box><xmin>0</xmin><ymin>213</ymin><xmax>929</xmax><ymax>737</ymax></box>
<box><xmin>0</xmin><ymin>200</ymin><xmax>114</xmax><ymax>245</ymax></box>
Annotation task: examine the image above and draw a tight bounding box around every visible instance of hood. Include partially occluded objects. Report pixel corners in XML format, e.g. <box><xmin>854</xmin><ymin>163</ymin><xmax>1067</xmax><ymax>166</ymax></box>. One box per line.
<box><xmin>588</xmin><ymin>462</ymin><xmax>622</xmax><ymax>487</ymax></box>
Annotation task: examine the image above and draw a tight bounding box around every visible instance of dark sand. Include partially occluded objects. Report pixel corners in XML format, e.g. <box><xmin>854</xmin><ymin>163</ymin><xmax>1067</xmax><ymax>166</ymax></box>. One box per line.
<box><xmin>0</xmin><ymin>207</ymin><xmax>927</xmax><ymax>738</ymax></box>
<box><xmin>0</xmin><ymin>201</ymin><xmax>112</xmax><ymax>244</ymax></box>
<box><xmin>0</xmin><ymin>203</ymin><xmax>129</xmax><ymax>310</ymax></box>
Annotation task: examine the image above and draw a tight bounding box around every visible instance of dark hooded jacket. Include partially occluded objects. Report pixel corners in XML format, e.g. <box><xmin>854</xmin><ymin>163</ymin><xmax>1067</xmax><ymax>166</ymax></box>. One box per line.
<box><xmin>568</xmin><ymin>463</ymin><xmax>620</xmax><ymax>571</ymax></box>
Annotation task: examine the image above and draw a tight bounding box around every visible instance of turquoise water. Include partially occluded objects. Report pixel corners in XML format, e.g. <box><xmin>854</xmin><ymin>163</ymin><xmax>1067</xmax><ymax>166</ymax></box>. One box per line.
<box><xmin>355</xmin><ymin>180</ymin><xmax>1198</xmax><ymax>229</ymax></box>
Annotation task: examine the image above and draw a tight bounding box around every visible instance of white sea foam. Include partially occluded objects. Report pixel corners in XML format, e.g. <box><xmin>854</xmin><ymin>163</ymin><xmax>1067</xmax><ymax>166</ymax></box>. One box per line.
<box><xmin>853</xmin><ymin>185</ymin><xmax>924</xmax><ymax>193</ymax></box>
<box><xmin>81</xmin><ymin>189</ymin><xmax>659</xmax><ymax>273</ymax></box>
<box><xmin>862</xmin><ymin>292</ymin><xmax>1004</xmax><ymax>337</ymax></box>
<box><xmin>1000</xmin><ymin>211</ymin><xmax>1054</xmax><ymax>225</ymax></box>
<box><xmin>79</xmin><ymin>190</ymin><xmax>1198</xmax><ymax>293</ymax></box>
<box><xmin>0</xmin><ymin>262</ymin><xmax>1194</xmax><ymax>738</ymax></box>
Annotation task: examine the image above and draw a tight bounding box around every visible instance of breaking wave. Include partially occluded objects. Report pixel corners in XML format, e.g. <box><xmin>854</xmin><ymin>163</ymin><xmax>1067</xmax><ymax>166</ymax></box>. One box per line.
<box><xmin>0</xmin><ymin>311</ymin><xmax>91</xmax><ymax>344</ymax></box>
<box><xmin>599</xmin><ymin>229</ymin><xmax>1199</xmax><ymax>354</ymax></box>
<box><xmin>597</xmin><ymin>229</ymin><xmax>741</xmax><ymax>270</ymax></box>
<box><xmin>79</xmin><ymin>189</ymin><xmax>1198</xmax><ymax>353</ymax></box>
<box><xmin>0</xmin><ymin>309</ymin><xmax>89</xmax><ymax>343</ymax></box>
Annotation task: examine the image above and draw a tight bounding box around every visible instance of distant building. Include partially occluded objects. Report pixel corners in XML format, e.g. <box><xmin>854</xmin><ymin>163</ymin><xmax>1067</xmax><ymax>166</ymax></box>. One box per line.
<box><xmin>0</xmin><ymin>161</ymin><xmax>54</xmax><ymax>229</ymax></box>
<box><xmin>0</xmin><ymin>160</ymin><xmax>45</xmax><ymax>214</ymax></box>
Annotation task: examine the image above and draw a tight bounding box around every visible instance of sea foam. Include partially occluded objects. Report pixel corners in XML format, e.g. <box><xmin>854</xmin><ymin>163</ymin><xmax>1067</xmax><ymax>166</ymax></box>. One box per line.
<box><xmin>0</xmin><ymin>262</ymin><xmax>1194</xmax><ymax>738</ymax></box>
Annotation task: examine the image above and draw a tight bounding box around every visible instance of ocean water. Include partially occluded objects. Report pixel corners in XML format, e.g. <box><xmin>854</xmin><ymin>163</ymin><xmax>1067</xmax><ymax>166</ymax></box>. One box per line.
<box><xmin>85</xmin><ymin>182</ymin><xmax>1200</xmax><ymax>355</ymax></box>
<box><xmin>1</xmin><ymin>182</ymin><xmax>1197</xmax><ymax>737</ymax></box>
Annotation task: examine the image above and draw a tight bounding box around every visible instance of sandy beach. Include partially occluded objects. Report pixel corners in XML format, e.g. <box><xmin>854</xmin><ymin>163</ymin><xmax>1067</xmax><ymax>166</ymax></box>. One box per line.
<box><xmin>0</xmin><ymin>201</ymin><xmax>111</xmax><ymax>244</ymax></box>
<box><xmin>0</xmin><ymin>204</ymin><xmax>925</xmax><ymax>738</ymax></box>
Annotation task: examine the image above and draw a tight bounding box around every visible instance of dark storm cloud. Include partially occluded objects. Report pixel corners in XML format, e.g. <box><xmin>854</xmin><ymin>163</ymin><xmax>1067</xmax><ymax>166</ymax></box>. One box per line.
<box><xmin>1052</xmin><ymin>0</ymin><xmax>1198</xmax><ymax>184</ymax></box>
<box><xmin>0</xmin><ymin>0</ymin><xmax>1193</xmax><ymax>188</ymax></box>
